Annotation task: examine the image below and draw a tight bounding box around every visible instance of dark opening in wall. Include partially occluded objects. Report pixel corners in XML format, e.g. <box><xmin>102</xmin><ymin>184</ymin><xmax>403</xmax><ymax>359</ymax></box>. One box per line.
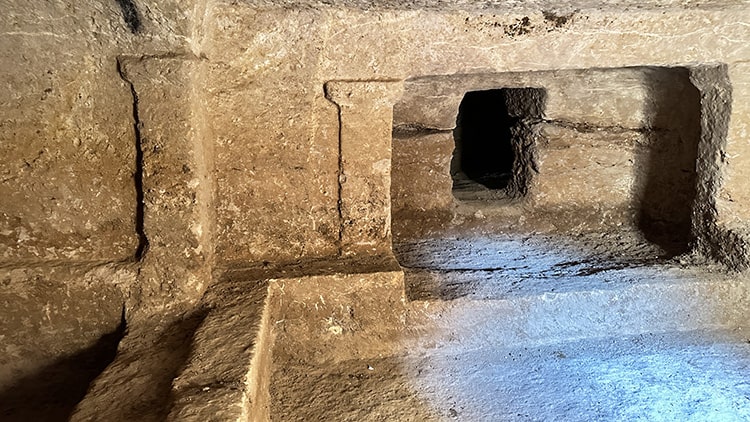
<box><xmin>451</xmin><ymin>88</ymin><xmax>546</xmax><ymax>201</ymax></box>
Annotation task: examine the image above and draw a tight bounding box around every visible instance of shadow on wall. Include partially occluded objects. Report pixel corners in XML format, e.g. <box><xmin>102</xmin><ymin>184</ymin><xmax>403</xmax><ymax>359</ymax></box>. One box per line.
<box><xmin>0</xmin><ymin>308</ymin><xmax>210</xmax><ymax>422</ymax></box>
<box><xmin>138</xmin><ymin>309</ymin><xmax>211</xmax><ymax>421</ymax></box>
<box><xmin>0</xmin><ymin>311</ymin><xmax>127</xmax><ymax>421</ymax></box>
<box><xmin>634</xmin><ymin>67</ymin><xmax>701</xmax><ymax>257</ymax></box>
<box><xmin>74</xmin><ymin>308</ymin><xmax>211</xmax><ymax>422</ymax></box>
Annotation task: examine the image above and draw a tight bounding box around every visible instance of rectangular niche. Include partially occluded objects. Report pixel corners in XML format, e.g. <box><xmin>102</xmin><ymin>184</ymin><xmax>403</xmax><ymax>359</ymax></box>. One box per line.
<box><xmin>451</xmin><ymin>87</ymin><xmax>546</xmax><ymax>201</ymax></box>
<box><xmin>390</xmin><ymin>66</ymin><xmax>727</xmax><ymax>255</ymax></box>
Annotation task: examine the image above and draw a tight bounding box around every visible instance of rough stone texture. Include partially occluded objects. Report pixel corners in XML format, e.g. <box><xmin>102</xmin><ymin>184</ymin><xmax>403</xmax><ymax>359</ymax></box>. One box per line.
<box><xmin>198</xmin><ymin>1</ymin><xmax>750</xmax><ymax>267</ymax></box>
<box><xmin>118</xmin><ymin>56</ymin><xmax>215</xmax><ymax>313</ymax></box>
<box><xmin>0</xmin><ymin>0</ymin><xmax>194</xmax><ymax>262</ymax></box>
<box><xmin>168</xmin><ymin>278</ymin><xmax>271</xmax><ymax>421</ymax></box>
<box><xmin>326</xmin><ymin>80</ymin><xmax>404</xmax><ymax>256</ymax></box>
<box><xmin>0</xmin><ymin>41</ymin><xmax>138</xmax><ymax>261</ymax></box>
<box><xmin>391</xmin><ymin>132</ymin><xmax>455</xmax><ymax>216</ymax></box>
<box><xmin>394</xmin><ymin>68</ymin><xmax>652</xmax><ymax>132</ymax></box>
<box><xmin>4</xmin><ymin>1</ymin><xmax>750</xmax><ymax>268</ymax></box>
<box><xmin>720</xmin><ymin>62</ymin><xmax>750</xmax><ymax>223</ymax></box>
<box><xmin>71</xmin><ymin>312</ymin><xmax>209</xmax><ymax>422</ymax></box>
<box><xmin>0</xmin><ymin>264</ymin><xmax>128</xmax><ymax>390</ymax></box>
<box><xmin>4</xmin><ymin>0</ymin><xmax>750</xmax><ymax>420</ymax></box>
<box><xmin>206</xmin><ymin>6</ymin><xmax>340</xmax><ymax>266</ymax></box>
<box><xmin>269</xmin><ymin>267</ymin><xmax>406</xmax><ymax>365</ymax></box>
<box><xmin>1</xmin><ymin>1</ymin><xmax>212</xmax><ymax>420</ymax></box>
<box><xmin>272</xmin><ymin>329</ymin><xmax>750</xmax><ymax>421</ymax></box>
<box><xmin>532</xmin><ymin>124</ymin><xmax>639</xmax><ymax>212</ymax></box>
<box><xmin>392</xmin><ymin>66</ymin><xmax>703</xmax><ymax>250</ymax></box>
<box><xmin>269</xmin><ymin>233</ymin><xmax>750</xmax><ymax>420</ymax></box>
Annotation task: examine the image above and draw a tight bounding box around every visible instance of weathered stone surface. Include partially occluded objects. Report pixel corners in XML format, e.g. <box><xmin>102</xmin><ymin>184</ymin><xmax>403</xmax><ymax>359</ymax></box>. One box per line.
<box><xmin>0</xmin><ymin>2</ymin><xmax>205</xmax><ymax>418</ymax></box>
<box><xmin>119</xmin><ymin>56</ymin><xmax>214</xmax><ymax>312</ymax></box>
<box><xmin>71</xmin><ymin>311</ymin><xmax>209</xmax><ymax>422</ymax></box>
<box><xmin>544</xmin><ymin>68</ymin><xmax>648</xmax><ymax>129</ymax></box>
<box><xmin>392</xmin><ymin>235</ymin><xmax>750</xmax><ymax>350</ymax></box>
<box><xmin>272</xmin><ymin>233</ymin><xmax>750</xmax><ymax>420</ymax></box>
<box><xmin>0</xmin><ymin>0</ymin><xmax>196</xmax><ymax>262</ymax></box>
<box><xmin>317</xmin><ymin>7</ymin><xmax>750</xmax><ymax>78</ymax></box>
<box><xmin>392</xmin><ymin>132</ymin><xmax>455</xmax><ymax>215</ymax></box>
<box><xmin>688</xmin><ymin>64</ymin><xmax>746</xmax><ymax>268</ymax></box>
<box><xmin>206</xmin><ymin>6</ymin><xmax>339</xmax><ymax>266</ymax></box>
<box><xmin>163</xmin><ymin>263</ymin><xmax>404</xmax><ymax>421</ymax></box>
<box><xmin>5</xmin><ymin>1</ymin><xmax>750</xmax><ymax>420</ymax></box>
<box><xmin>199</xmin><ymin>2</ymin><xmax>750</xmax><ymax>266</ymax></box>
<box><xmin>271</xmin><ymin>330</ymin><xmax>750</xmax><ymax>422</ymax></box>
<box><xmin>0</xmin><ymin>264</ymin><xmax>129</xmax><ymax>390</ymax></box>
<box><xmin>326</xmin><ymin>80</ymin><xmax>404</xmax><ymax>257</ymax></box>
<box><xmin>2</xmin><ymin>0</ymin><xmax>191</xmax><ymax>54</ymax></box>
<box><xmin>4</xmin><ymin>0</ymin><xmax>749</xmax><ymax>269</ymax></box>
<box><xmin>0</xmin><ymin>46</ymin><xmax>138</xmax><ymax>261</ymax></box>
<box><xmin>269</xmin><ymin>268</ymin><xmax>406</xmax><ymax>365</ymax></box>
<box><xmin>395</xmin><ymin>68</ymin><xmax>652</xmax><ymax>131</ymax></box>
<box><xmin>392</xmin><ymin>66</ymin><xmax>702</xmax><ymax>243</ymax></box>
<box><xmin>719</xmin><ymin>62</ymin><xmax>750</xmax><ymax>223</ymax></box>
<box><xmin>532</xmin><ymin>124</ymin><xmax>639</xmax><ymax>211</ymax></box>
<box><xmin>168</xmin><ymin>279</ymin><xmax>271</xmax><ymax>421</ymax></box>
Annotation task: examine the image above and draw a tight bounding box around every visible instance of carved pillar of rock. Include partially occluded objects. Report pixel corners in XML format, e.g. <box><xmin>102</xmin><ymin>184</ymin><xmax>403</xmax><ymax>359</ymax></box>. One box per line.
<box><xmin>118</xmin><ymin>56</ymin><xmax>215</xmax><ymax>312</ymax></box>
<box><xmin>325</xmin><ymin>80</ymin><xmax>404</xmax><ymax>257</ymax></box>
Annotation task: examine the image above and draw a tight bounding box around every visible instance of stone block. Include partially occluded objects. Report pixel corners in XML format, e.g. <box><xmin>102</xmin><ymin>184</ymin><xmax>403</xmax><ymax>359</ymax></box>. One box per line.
<box><xmin>543</xmin><ymin>68</ymin><xmax>648</xmax><ymax>129</ymax></box>
<box><xmin>326</xmin><ymin>80</ymin><xmax>404</xmax><ymax>257</ymax></box>
<box><xmin>0</xmin><ymin>45</ymin><xmax>138</xmax><ymax>261</ymax></box>
<box><xmin>719</xmin><ymin>62</ymin><xmax>750</xmax><ymax>223</ymax></box>
<box><xmin>168</xmin><ymin>280</ymin><xmax>270</xmax><ymax>422</ymax></box>
<box><xmin>0</xmin><ymin>0</ymin><xmax>207</xmax><ymax>263</ymax></box>
<box><xmin>392</xmin><ymin>132</ymin><xmax>455</xmax><ymax>215</ymax></box>
<box><xmin>71</xmin><ymin>310</ymin><xmax>209</xmax><ymax>422</ymax></box>
<box><xmin>269</xmin><ymin>268</ymin><xmax>406</xmax><ymax>365</ymax></box>
<box><xmin>316</xmin><ymin>7</ymin><xmax>750</xmax><ymax>79</ymax></box>
<box><xmin>531</xmin><ymin>124</ymin><xmax>639</xmax><ymax>211</ymax></box>
<box><xmin>395</xmin><ymin>69</ymin><xmax>650</xmax><ymax>131</ymax></box>
<box><xmin>205</xmin><ymin>6</ymin><xmax>340</xmax><ymax>265</ymax></box>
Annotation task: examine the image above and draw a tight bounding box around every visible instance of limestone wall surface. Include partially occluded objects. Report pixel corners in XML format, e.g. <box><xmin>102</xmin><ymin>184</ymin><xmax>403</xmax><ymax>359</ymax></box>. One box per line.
<box><xmin>203</xmin><ymin>1</ymin><xmax>750</xmax><ymax>265</ymax></box>
<box><xmin>2</xmin><ymin>2</ymin><xmax>750</xmax><ymax>417</ymax></box>
<box><xmin>392</xmin><ymin>67</ymin><xmax>703</xmax><ymax>241</ymax></box>
<box><xmin>0</xmin><ymin>0</ymin><xmax>201</xmax><ymax>392</ymax></box>
<box><xmin>3</xmin><ymin>0</ymin><xmax>750</xmax><ymax>310</ymax></box>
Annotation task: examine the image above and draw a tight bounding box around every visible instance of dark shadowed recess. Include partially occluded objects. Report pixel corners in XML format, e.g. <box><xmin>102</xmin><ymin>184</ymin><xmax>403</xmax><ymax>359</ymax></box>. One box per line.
<box><xmin>635</xmin><ymin>67</ymin><xmax>701</xmax><ymax>256</ymax></box>
<box><xmin>0</xmin><ymin>307</ymin><xmax>211</xmax><ymax>421</ymax></box>
<box><xmin>89</xmin><ymin>309</ymin><xmax>210</xmax><ymax>422</ymax></box>
<box><xmin>133</xmin><ymin>309</ymin><xmax>211</xmax><ymax>421</ymax></box>
<box><xmin>455</xmin><ymin>89</ymin><xmax>516</xmax><ymax>190</ymax></box>
<box><xmin>115</xmin><ymin>58</ymin><xmax>149</xmax><ymax>260</ymax></box>
<box><xmin>0</xmin><ymin>311</ymin><xmax>127</xmax><ymax>421</ymax></box>
<box><xmin>115</xmin><ymin>0</ymin><xmax>141</xmax><ymax>33</ymax></box>
<box><xmin>451</xmin><ymin>87</ymin><xmax>545</xmax><ymax>199</ymax></box>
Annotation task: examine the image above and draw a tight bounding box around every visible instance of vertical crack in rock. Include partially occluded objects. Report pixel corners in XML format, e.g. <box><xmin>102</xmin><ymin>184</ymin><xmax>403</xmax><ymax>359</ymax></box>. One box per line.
<box><xmin>115</xmin><ymin>0</ymin><xmax>141</xmax><ymax>34</ymax></box>
<box><xmin>116</xmin><ymin>58</ymin><xmax>149</xmax><ymax>260</ymax></box>
<box><xmin>334</xmin><ymin>104</ymin><xmax>345</xmax><ymax>255</ymax></box>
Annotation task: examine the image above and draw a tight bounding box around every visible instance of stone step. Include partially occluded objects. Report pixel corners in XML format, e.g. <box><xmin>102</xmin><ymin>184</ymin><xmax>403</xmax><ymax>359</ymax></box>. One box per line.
<box><xmin>393</xmin><ymin>234</ymin><xmax>750</xmax><ymax>349</ymax></box>
<box><xmin>403</xmin><ymin>271</ymin><xmax>750</xmax><ymax>353</ymax></box>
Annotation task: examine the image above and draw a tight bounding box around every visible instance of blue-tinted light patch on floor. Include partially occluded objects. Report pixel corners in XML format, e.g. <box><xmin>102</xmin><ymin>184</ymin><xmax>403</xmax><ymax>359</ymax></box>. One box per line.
<box><xmin>406</xmin><ymin>330</ymin><xmax>750</xmax><ymax>421</ymax></box>
<box><xmin>393</xmin><ymin>234</ymin><xmax>750</xmax><ymax>420</ymax></box>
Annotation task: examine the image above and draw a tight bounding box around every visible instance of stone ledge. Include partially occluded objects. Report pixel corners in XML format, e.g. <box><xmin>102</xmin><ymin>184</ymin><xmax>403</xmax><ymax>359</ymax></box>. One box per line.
<box><xmin>167</xmin><ymin>278</ymin><xmax>271</xmax><ymax>422</ymax></box>
<box><xmin>168</xmin><ymin>263</ymin><xmax>406</xmax><ymax>420</ymax></box>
